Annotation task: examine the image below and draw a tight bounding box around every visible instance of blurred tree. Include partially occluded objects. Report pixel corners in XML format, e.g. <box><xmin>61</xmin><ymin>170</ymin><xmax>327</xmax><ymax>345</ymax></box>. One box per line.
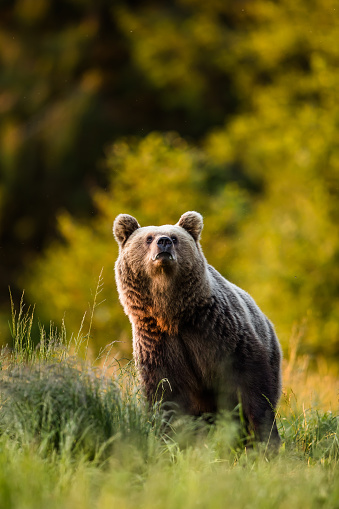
<box><xmin>206</xmin><ymin>105</ymin><xmax>339</xmax><ymax>358</ymax></box>
<box><xmin>1</xmin><ymin>0</ymin><xmax>339</xmax><ymax>360</ymax></box>
<box><xmin>25</xmin><ymin>120</ymin><xmax>339</xmax><ymax>359</ymax></box>
<box><xmin>4</xmin><ymin>0</ymin><xmax>334</xmax><ymax>304</ymax></box>
<box><xmin>0</xmin><ymin>0</ymin><xmax>248</xmax><ymax>307</ymax></box>
<box><xmin>24</xmin><ymin>132</ymin><xmax>248</xmax><ymax>356</ymax></box>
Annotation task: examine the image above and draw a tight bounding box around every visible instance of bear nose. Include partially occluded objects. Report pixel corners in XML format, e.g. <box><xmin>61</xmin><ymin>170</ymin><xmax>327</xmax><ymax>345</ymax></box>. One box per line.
<box><xmin>157</xmin><ymin>236</ymin><xmax>173</xmax><ymax>248</ymax></box>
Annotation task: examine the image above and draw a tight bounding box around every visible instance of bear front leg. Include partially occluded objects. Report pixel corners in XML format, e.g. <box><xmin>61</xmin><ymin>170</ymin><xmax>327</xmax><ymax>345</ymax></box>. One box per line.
<box><xmin>232</xmin><ymin>347</ymin><xmax>281</xmax><ymax>449</ymax></box>
<box><xmin>239</xmin><ymin>382</ymin><xmax>281</xmax><ymax>450</ymax></box>
<box><xmin>252</xmin><ymin>405</ymin><xmax>281</xmax><ymax>449</ymax></box>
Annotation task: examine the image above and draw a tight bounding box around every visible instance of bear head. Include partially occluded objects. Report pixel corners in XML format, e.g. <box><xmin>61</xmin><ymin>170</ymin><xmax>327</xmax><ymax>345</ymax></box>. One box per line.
<box><xmin>113</xmin><ymin>211</ymin><xmax>209</xmax><ymax>329</ymax></box>
<box><xmin>113</xmin><ymin>211</ymin><xmax>204</xmax><ymax>277</ymax></box>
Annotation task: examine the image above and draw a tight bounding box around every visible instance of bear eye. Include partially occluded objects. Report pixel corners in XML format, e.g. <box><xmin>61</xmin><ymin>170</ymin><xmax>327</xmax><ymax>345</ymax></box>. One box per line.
<box><xmin>171</xmin><ymin>236</ymin><xmax>178</xmax><ymax>244</ymax></box>
<box><xmin>146</xmin><ymin>236</ymin><xmax>153</xmax><ymax>244</ymax></box>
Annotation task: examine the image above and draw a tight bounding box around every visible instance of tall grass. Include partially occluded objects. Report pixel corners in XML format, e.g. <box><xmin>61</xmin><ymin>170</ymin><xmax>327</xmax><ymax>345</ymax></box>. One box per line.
<box><xmin>0</xmin><ymin>294</ymin><xmax>338</xmax><ymax>509</ymax></box>
<box><xmin>2</xmin><ymin>293</ymin><xmax>164</xmax><ymax>464</ymax></box>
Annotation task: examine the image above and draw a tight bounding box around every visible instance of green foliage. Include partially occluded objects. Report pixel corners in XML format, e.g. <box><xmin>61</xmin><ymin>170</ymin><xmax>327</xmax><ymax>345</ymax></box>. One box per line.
<box><xmin>24</xmin><ymin>122</ymin><xmax>339</xmax><ymax>359</ymax></box>
<box><xmin>24</xmin><ymin>133</ymin><xmax>249</xmax><ymax>354</ymax></box>
<box><xmin>3</xmin><ymin>0</ymin><xmax>335</xmax><ymax>359</ymax></box>
<box><xmin>205</xmin><ymin>102</ymin><xmax>339</xmax><ymax>356</ymax></box>
<box><xmin>2</xmin><ymin>1</ymin><xmax>339</xmax><ymax>358</ymax></box>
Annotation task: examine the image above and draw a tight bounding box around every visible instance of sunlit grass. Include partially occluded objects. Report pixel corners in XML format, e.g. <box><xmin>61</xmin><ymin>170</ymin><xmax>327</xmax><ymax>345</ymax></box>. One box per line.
<box><xmin>0</xmin><ymin>296</ymin><xmax>338</xmax><ymax>509</ymax></box>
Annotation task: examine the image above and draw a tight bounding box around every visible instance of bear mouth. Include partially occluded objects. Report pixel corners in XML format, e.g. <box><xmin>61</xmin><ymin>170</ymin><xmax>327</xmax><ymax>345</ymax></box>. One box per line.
<box><xmin>152</xmin><ymin>252</ymin><xmax>175</xmax><ymax>262</ymax></box>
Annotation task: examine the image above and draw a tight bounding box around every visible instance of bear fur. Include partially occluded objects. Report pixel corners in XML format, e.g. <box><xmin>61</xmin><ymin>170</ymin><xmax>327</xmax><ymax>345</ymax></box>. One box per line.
<box><xmin>113</xmin><ymin>211</ymin><xmax>282</xmax><ymax>446</ymax></box>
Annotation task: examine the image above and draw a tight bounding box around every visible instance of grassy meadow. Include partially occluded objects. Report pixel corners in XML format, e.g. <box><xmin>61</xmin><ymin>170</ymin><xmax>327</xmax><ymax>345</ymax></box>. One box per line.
<box><xmin>2</xmin><ymin>2</ymin><xmax>339</xmax><ymax>507</ymax></box>
<box><xmin>0</xmin><ymin>296</ymin><xmax>338</xmax><ymax>509</ymax></box>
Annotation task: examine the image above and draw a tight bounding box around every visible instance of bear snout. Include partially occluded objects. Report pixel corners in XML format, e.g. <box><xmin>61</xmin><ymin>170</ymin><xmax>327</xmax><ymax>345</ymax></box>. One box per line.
<box><xmin>151</xmin><ymin>236</ymin><xmax>176</xmax><ymax>262</ymax></box>
<box><xmin>157</xmin><ymin>236</ymin><xmax>173</xmax><ymax>249</ymax></box>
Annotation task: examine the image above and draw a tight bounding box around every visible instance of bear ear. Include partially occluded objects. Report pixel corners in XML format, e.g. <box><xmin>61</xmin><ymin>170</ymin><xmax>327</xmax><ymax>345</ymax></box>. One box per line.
<box><xmin>177</xmin><ymin>211</ymin><xmax>203</xmax><ymax>242</ymax></box>
<box><xmin>113</xmin><ymin>214</ymin><xmax>140</xmax><ymax>246</ymax></box>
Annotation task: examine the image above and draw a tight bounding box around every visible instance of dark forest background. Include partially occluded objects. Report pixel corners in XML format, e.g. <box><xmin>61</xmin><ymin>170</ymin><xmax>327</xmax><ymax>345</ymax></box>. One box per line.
<box><xmin>1</xmin><ymin>0</ymin><xmax>339</xmax><ymax>363</ymax></box>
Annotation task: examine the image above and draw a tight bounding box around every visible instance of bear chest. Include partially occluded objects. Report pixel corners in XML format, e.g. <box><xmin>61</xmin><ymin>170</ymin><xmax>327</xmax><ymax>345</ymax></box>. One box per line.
<box><xmin>135</xmin><ymin>329</ymin><xmax>223</xmax><ymax>416</ymax></box>
<box><xmin>135</xmin><ymin>326</ymin><xmax>220</xmax><ymax>386</ymax></box>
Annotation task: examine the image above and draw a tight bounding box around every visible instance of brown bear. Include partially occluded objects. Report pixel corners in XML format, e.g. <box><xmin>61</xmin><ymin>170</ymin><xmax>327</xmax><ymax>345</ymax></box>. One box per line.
<box><xmin>113</xmin><ymin>211</ymin><xmax>282</xmax><ymax>447</ymax></box>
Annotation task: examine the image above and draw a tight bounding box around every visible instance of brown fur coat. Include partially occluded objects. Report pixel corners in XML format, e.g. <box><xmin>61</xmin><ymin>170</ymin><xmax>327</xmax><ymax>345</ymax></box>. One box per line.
<box><xmin>113</xmin><ymin>211</ymin><xmax>282</xmax><ymax>446</ymax></box>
